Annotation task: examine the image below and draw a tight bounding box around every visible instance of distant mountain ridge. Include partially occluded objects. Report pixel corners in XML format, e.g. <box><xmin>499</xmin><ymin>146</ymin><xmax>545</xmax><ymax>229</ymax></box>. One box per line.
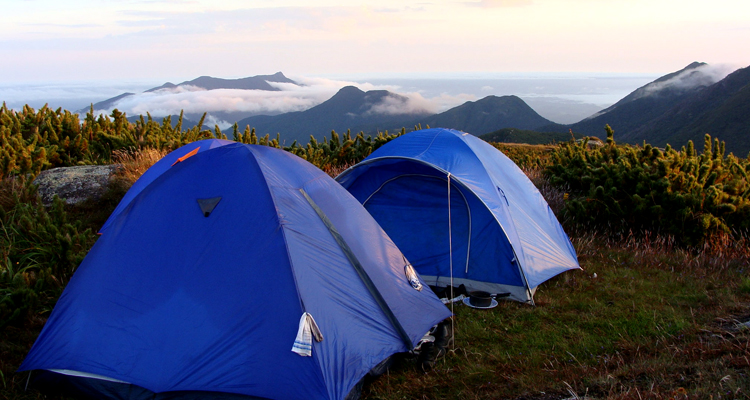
<box><xmin>235</xmin><ymin>86</ymin><xmax>433</xmax><ymax>144</ymax></box>
<box><xmin>77</xmin><ymin>72</ymin><xmax>297</xmax><ymax>117</ymax></box>
<box><xmin>624</xmin><ymin>65</ymin><xmax>750</xmax><ymax>156</ymax></box>
<box><xmin>77</xmin><ymin>66</ymin><xmax>750</xmax><ymax>155</ymax></box>
<box><xmin>145</xmin><ymin>72</ymin><xmax>295</xmax><ymax>92</ymax></box>
<box><xmin>606</xmin><ymin>61</ymin><xmax>711</xmax><ymax>107</ymax></box>
<box><xmin>235</xmin><ymin>87</ymin><xmax>556</xmax><ymax>144</ymax></box>
<box><xmin>415</xmin><ymin>95</ymin><xmax>554</xmax><ymax>134</ymax></box>
<box><xmin>541</xmin><ymin>62</ymin><xmax>750</xmax><ymax>156</ymax></box>
<box><xmin>544</xmin><ymin>62</ymin><xmax>715</xmax><ymax>138</ymax></box>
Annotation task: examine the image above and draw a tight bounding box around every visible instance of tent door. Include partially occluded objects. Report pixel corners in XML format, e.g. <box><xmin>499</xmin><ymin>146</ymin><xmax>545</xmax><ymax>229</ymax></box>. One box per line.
<box><xmin>362</xmin><ymin>174</ymin><xmax>471</xmax><ymax>284</ymax></box>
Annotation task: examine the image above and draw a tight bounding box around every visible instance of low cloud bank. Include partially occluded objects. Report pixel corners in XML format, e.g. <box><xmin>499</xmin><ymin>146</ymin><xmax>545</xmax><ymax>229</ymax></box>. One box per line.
<box><xmin>93</xmin><ymin>75</ymin><xmax>475</xmax><ymax>122</ymax></box>
<box><xmin>642</xmin><ymin>63</ymin><xmax>736</xmax><ymax>96</ymax></box>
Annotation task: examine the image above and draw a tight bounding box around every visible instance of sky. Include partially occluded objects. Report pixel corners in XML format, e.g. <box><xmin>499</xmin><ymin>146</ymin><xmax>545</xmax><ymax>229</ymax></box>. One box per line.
<box><xmin>2</xmin><ymin>0</ymin><xmax>749</xmax><ymax>84</ymax></box>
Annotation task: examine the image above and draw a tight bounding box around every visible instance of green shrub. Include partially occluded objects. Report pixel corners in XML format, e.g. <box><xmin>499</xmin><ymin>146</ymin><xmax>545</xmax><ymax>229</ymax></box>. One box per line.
<box><xmin>0</xmin><ymin>104</ymin><xmax>406</xmax><ymax>179</ymax></box>
<box><xmin>740</xmin><ymin>277</ymin><xmax>750</xmax><ymax>294</ymax></box>
<box><xmin>0</xmin><ymin>177</ymin><xmax>97</xmax><ymax>327</ymax></box>
<box><xmin>545</xmin><ymin>125</ymin><xmax>750</xmax><ymax>245</ymax></box>
<box><xmin>492</xmin><ymin>142</ymin><xmax>556</xmax><ymax>170</ymax></box>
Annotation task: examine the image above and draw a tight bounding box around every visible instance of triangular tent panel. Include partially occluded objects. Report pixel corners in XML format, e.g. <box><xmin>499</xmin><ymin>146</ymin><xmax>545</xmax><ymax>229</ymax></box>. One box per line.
<box><xmin>20</xmin><ymin>141</ymin><xmax>451</xmax><ymax>400</ymax></box>
<box><xmin>336</xmin><ymin>128</ymin><xmax>580</xmax><ymax>303</ymax></box>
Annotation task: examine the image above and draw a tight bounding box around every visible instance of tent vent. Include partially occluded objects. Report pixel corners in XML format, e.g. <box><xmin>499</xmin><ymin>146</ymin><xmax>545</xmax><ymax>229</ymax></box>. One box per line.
<box><xmin>197</xmin><ymin>197</ymin><xmax>222</xmax><ymax>217</ymax></box>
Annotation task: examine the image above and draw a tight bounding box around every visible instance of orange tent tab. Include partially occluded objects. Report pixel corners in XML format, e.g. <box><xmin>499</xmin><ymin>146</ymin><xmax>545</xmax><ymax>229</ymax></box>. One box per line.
<box><xmin>171</xmin><ymin>147</ymin><xmax>199</xmax><ymax>166</ymax></box>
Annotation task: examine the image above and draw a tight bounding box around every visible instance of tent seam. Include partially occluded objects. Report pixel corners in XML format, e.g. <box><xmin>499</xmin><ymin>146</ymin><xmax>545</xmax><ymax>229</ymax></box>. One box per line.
<box><xmin>243</xmin><ymin>147</ymin><xmax>331</xmax><ymax>394</ymax></box>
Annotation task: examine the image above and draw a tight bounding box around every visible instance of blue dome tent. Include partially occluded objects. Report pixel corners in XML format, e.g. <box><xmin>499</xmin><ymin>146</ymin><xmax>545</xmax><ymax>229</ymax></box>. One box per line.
<box><xmin>20</xmin><ymin>140</ymin><xmax>451</xmax><ymax>400</ymax></box>
<box><xmin>336</xmin><ymin>128</ymin><xmax>580</xmax><ymax>304</ymax></box>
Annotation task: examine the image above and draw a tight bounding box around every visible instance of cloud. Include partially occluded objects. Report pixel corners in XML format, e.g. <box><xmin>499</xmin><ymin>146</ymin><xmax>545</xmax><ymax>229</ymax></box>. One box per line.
<box><xmin>365</xmin><ymin>93</ymin><xmax>437</xmax><ymax>115</ymax></box>
<box><xmin>94</xmin><ymin>77</ymin><xmax>335</xmax><ymax>117</ymax></box>
<box><xmin>368</xmin><ymin>87</ymin><xmax>477</xmax><ymax>115</ymax></box>
<box><xmin>24</xmin><ymin>23</ymin><xmax>102</xmax><ymax>28</ymax></box>
<box><xmin>91</xmin><ymin>76</ymin><xmax>407</xmax><ymax>118</ymax></box>
<box><xmin>90</xmin><ymin>75</ymin><xmax>477</xmax><ymax>125</ymax></box>
<box><xmin>641</xmin><ymin>63</ymin><xmax>737</xmax><ymax>96</ymax></box>
<box><xmin>366</xmin><ymin>91</ymin><xmax>478</xmax><ymax>115</ymax></box>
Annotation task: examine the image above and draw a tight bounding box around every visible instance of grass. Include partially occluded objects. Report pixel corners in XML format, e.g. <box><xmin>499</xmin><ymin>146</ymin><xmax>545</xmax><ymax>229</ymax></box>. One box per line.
<box><xmin>741</xmin><ymin>278</ymin><xmax>750</xmax><ymax>295</ymax></box>
<box><xmin>359</xmin><ymin>234</ymin><xmax>750</xmax><ymax>399</ymax></box>
<box><xmin>111</xmin><ymin>147</ymin><xmax>169</xmax><ymax>186</ymax></box>
<box><xmin>1</xmin><ymin>154</ymin><xmax>749</xmax><ymax>400</ymax></box>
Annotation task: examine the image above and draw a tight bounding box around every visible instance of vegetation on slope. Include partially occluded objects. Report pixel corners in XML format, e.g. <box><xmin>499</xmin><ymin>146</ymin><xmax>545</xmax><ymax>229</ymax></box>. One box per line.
<box><xmin>1</xmin><ymin>105</ymin><xmax>749</xmax><ymax>399</ymax></box>
<box><xmin>480</xmin><ymin>127</ymin><xmax>585</xmax><ymax>146</ymax></box>
<box><xmin>0</xmin><ymin>103</ymin><xmax>406</xmax><ymax>179</ymax></box>
<box><xmin>546</xmin><ymin>125</ymin><xmax>750</xmax><ymax>245</ymax></box>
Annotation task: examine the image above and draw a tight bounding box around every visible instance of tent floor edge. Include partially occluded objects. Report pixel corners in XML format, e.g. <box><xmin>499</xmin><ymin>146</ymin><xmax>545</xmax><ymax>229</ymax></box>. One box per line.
<box><xmin>28</xmin><ymin>370</ymin><xmax>270</xmax><ymax>400</ymax></box>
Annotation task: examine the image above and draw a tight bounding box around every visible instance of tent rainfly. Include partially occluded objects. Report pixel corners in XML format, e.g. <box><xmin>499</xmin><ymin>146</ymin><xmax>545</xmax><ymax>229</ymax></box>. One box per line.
<box><xmin>20</xmin><ymin>140</ymin><xmax>451</xmax><ymax>400</ymax></box>
<box><xmin>336</xmin><ymin>128</ymin><xmax>581</xmax><ymax>304</ymax></box>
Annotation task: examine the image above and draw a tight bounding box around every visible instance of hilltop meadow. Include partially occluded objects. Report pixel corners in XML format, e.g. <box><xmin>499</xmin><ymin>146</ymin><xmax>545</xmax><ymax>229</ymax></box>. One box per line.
<box><xmin>1</xmin><ymin>105</ymin><xmax>749</xmax><ymax>399</ymax></box>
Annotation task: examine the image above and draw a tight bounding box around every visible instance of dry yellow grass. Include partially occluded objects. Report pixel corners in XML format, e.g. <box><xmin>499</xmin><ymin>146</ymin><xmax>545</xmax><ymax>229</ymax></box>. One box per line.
<box><xmin>112</xmin><ymin>148</ymin><xmax>169</xmax><ymax>185</ymax></box>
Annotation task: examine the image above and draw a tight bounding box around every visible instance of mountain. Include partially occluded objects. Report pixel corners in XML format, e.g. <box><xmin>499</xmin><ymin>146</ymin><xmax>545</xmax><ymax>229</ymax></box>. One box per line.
<box><xmin>145</xmin><ymin>72</ymin><xmax>295</xmax><ymax>92</ymax></box>
<box><xmin>624</xmin><ymin>65</ymin><xmax>750</xmax><ymax>156</ymax></box>
<box><xmin>547</xmin><ymin>62</ymin><xmax>715</xmax><ymax>138</ymax></box>
<box><xmin>413</xmin><ymin>95</ymin><xmax>555</xmax><ymax>134</ymax></box>
<box><xmin>76</xmin><ymin>72</ymin><xmax>297</xmax><ymax>120</ymax></box>
<box><xmin>534</xmin><ymin>62</ymin><xmax>750</xmax><ymax>155</ymax></box>
<box><xmin>234</xmin><ymin>88</ymin><xmax>559</xmax><ymax>144</ymax></box>
<box><xmin>83</xmin><ymin>92</ymin><xmax>135</xmax><ymax>114</ymax></box>
<box><xmin>234</xmin><ymin>86</ymin><xmax>432</xmax><ymax>144</ymax></box>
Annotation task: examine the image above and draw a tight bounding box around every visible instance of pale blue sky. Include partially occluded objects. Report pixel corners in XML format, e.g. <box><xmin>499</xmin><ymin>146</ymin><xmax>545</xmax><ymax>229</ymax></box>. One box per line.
<box><xmin>2</xmin><ymin>0</ymin><xmax>748</xmax><ymax>83</ymax></box>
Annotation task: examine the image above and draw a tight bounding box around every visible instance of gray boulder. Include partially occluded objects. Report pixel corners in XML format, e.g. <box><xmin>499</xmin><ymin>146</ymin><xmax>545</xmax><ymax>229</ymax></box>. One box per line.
<box><xmin>33</xmin><ymin>165</ymin><xmax>121</xmax><ymax>206</ymax></box>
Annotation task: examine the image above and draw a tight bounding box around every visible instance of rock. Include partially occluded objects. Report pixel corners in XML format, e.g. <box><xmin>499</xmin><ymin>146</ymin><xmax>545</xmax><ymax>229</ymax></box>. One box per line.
<box><xmin>33</xmin><ymin>165</ymin><xmax>121</xmax><ymax>206</ymax></box>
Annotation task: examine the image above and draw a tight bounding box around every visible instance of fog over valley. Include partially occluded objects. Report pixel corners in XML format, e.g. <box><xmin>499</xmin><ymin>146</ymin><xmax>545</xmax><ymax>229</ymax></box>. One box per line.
<box><xmin>1</xmin><ymin>72</ymin><xmax>673</xmax><ymax>127</ymax></box>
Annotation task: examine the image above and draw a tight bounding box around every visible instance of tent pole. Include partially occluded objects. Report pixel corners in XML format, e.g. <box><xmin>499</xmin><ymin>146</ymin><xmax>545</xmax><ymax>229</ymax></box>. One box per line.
<box><xmin>447</xmin><ymin>173</ymin><xmax>456</xmax><ymax>349</ymax></box>
<box><xmin>516</xmin><ymin>255</ymin><xmax>536</xmax><ymax>306</ymax></box>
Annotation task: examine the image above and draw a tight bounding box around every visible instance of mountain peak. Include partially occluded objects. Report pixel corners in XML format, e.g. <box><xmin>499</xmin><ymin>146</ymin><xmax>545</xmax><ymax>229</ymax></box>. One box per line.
<box><xmin>337</xmin><ymin>86</ymin><xmax>366</xmax><ymax>95</ymax></box>
<box><xmin>590</xmin><ymin>62</ymin><xmax>718</xmax><ymax>119</ymax></box>
<box><xmin>560</xmin><ymin>63</ymin><xmax>749</xmax><ymax>155</ymax></box>
<box><xmin>325</xmin><ymin>86</ymin><xmax>367</xmax><ymax>104</ymax></box>
<box><xmin>418</xmin><ymin>94</ymin><xmax>553</xmax><ymax>134</ymax></box>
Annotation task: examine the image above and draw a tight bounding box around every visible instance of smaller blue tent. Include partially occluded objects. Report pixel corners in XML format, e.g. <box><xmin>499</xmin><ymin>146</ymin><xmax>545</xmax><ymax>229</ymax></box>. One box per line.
<box><xmin>336</xmin><ymin>128</ymin><xmax>580</xmax><ymax>304</ymax></box>
<box><xmin>20</xmin><ymin>140</ymin><xmax>451</xmax><ymax>400</ymax></box>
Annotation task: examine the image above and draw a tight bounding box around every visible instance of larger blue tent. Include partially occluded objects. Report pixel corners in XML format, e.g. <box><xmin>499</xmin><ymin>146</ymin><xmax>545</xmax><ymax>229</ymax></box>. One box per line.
<box><xmin>336</xmin><ymin>128</ymin><xmax>580</xmax><ymax>304</ymax></box>
<box><xmin>20</xmin><ymin>140</ymin><xmax>451</xmax><ymax>400</ymax></box>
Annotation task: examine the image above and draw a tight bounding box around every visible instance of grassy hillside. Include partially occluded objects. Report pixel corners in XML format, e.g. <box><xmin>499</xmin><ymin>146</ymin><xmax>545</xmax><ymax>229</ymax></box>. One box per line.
<box><xmin>1</xmin><ymin>106</ymin><xmax>749</xmax><ymax>399</ymax></box>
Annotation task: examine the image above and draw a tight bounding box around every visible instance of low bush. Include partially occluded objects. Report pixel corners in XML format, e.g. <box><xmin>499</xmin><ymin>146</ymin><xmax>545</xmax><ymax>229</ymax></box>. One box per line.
<box><xmin>545</xmin><ymin>125</ymin><xmax>750</xmax><ymax>245</ymax></box>
<box><xmin>0</xmin><ymin>177</ymin><xmax>97</xmax><ymax>328</ymax></box>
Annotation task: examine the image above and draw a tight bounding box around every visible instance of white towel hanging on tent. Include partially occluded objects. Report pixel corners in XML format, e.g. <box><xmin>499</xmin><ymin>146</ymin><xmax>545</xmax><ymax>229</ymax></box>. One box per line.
<box><xmin>292</xmin><ymin>312</ymin><xmax>323</xmax><ymax>356</ymax></box>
